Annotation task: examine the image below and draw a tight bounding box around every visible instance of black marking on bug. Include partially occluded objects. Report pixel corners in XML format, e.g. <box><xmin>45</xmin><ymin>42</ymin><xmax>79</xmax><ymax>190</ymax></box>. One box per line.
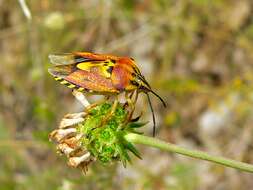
<box><xmin>130</xmin><ymin>57</ymin><xmax>135</xmax><ymax>61</ymax></box>
<box><xmin>73</xmin><ymin>84</ymin><xmax>81</xmax><ymax>89</ymax></box>
<box><xmin>54</xmin><ymin>76</ymin><xmax>64</xmax><ymax>82</ymax></box>
<box><xmin>53</xmin><ymin>75</ymin><xmax>98</xmax><ymax>93</ymax></box>
<box><xmin>131</xmin><ymin>73</ymin><xmax>136</xmax><ymax>77</ymax></box>
<box><xmin>66</xmin><ymin>84</ymin><xmax>76</xmax><ymax>88</ymax></box>
<box><xmin>137</xmin><ymin>74</ymin><xmax>151</xmax><ymax>89</ymax></box>
<box><xmin>74</xmin><ymin>55</ymin><xmax>91</xmax><ymax>63</ymax></box>
<box><xmin>106</xmin><ymin>66</ymin><xmax>114</xmax><ymax>74</ymax></box>
<box><xmin>76</xmin><ymin>87</ymin><xmax>84</xmax><ymax>92</ymax></box>
<box><xmin>131</xmin><ymin>66</ymin><xmax>150</xmax><ymax>88</ymax></box>
<box><xmin>111</xmin><ymin>59</ymin><xmax>116</xmax><ymax>64</ymax></box>
<box><xmin>130</xmin><ymin>80</ymin><xmax>139</xmax><ymax>87</ymax></box>
<box><xmin>132</xmin><ymin>65</ymin><xmax>142</xmax><ymax>76</ymax></box>
<box><xmin>54</xmin><ymin>76</ymin><xmax>79</xmax><ymax>89</ymax></box>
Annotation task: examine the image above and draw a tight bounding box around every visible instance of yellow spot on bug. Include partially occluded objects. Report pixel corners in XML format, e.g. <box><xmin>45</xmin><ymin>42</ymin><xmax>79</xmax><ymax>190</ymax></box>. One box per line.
<box><xmin>76</xmin><ymin>60</ymin><xmax>115</xmax><ymax>78</ymax></box>
<box><xmin>60</xmin><ymin>80</ymin><xmax>69</xmax><ymax>85</ymax></box>
<box><xmin>67</xmin><ymin>84</ymin><xmax>76</xmax><ymax>88</ymax></box>
<box><xmin>54</xmin><ymin>77</ymin><xmax>62</xmax><ymax>81</ymax></box>
<box><xmin>76</xmin><ymin>62</ymin><xmax>94</xmax><ymax>71</ymax></box>
<box><xmin>77</xmin><ymin>87</ymin><xmax>84</xmax><ymax>92</ymax></box>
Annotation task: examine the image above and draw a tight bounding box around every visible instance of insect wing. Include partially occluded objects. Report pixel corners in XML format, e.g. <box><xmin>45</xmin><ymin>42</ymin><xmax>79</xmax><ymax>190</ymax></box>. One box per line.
<box><xmin>65</xmin><ymin>70</ymin><xmax>118</xmax><ymax>93</ymax></box>
<box><xmin>48</xmin><ymin>65</ymin><xmax>75</xmax><ymax>79</ymax></box>
<box><xmin>49</xmin><ymin>53</ymin><xmax>98</xmax><ymax>66</ymax></box>
<box><xmin>49</xmin><ymin>53</ymin><xmax>77</xmax><ymax>65</ymax></box>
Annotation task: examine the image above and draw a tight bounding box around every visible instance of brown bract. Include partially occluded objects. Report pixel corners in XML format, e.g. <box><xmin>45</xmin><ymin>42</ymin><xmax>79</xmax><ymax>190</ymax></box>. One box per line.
<box><xmin>49</xmin><ymin>111</ymin><xmax>93</xmax><ymax>173</ymax></box>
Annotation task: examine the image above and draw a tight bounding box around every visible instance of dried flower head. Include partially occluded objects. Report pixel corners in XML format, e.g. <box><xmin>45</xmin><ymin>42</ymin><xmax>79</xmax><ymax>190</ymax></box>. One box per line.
<box><xmin>49</xmin><ymin>91</ymin><xmax>145</xmax><ymax>172</ymax></box>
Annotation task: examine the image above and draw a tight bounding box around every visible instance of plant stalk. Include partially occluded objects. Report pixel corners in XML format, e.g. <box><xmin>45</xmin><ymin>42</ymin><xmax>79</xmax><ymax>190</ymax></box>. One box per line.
<box><xmin>124</xmin><ymin>133</ymin><xmax>253</xmax><ymax>173</ymax></box>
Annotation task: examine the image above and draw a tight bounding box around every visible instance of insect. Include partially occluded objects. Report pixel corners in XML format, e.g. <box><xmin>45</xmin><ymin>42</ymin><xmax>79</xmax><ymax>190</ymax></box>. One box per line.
<box><xmin>48</xmin><ymin>52</ymin><xmax>166</xmax><ymax>136</ymax></box>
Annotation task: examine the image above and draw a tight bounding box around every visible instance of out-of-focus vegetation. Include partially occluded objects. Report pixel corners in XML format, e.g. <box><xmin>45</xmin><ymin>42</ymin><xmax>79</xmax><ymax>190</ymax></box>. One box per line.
<box><xmin>1</xmin><ymin>0</ymin><xmax>253</xmax><ymax>189</ymax></box>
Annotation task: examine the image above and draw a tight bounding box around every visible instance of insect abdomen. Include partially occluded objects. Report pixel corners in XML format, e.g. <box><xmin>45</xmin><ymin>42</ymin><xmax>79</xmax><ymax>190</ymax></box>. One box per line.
<box><xmin>54</xmin><ymin>77</ymin><xmax>85</xmax><ymax>92</ymax></box>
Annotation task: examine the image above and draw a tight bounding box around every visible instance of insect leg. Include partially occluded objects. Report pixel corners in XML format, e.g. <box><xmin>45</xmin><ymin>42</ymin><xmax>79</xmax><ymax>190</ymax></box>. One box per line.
<box><xmin>86</xmin><ymin>98</ymin><xmax>110</xmax><ymax>113</ymax></box>
<box><xmin>124</xmin><ymin>91</ymin><xmax>135</xmax><ymax>109</ymax></box>
<box><xmin>110</xmin><ymin>98</ymin><xmax>119</xmax><ymax>115</ymax></box>
<box><xmin>72</xmin><ymin>90</ymin><xmax>90</xmax><ymax>108</ymax></box>
<box><xmin>89</xmin><ymin>95</ymin><xmax>111</xmax><ymax>109</ymax></box>
<box><xmin>133</xmin><ymin>89</ymin><xmax>139</xmax><ymax>104</ymax></box>
<box><xmin>72</xmin><ymin>89</ymin><xmax>97</xmax><ymax>113</ymax></box>
<box><xmin>95</xmin><ymin>95</ymin><xmax>119</xmax><ymax>128</ymax></box>
<box><xmin>124</xmin><ymin>90</ymin><xmax>139</xmax><ymax>123</ymax></box>
<box><xmin>146</xmin><ymin>93</ymin><xmax>156</xmax><ymax>137</ymax></box>
<box><xmin>105</xmin><ymin>95</ymin><xmax>110</xmax><ymax>100</ymax></box>
<box><xmin>72</xmin><ymin>89</ymin><xmax>108</xmax><ymax>113</ymax></box>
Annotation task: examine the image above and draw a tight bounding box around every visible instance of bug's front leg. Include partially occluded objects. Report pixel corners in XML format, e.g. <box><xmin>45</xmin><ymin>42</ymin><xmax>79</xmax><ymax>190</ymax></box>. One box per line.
<box><xmin>125</xmin><ymin>90</ymin><xmax>139</xmax><ymax>122</ymax></box>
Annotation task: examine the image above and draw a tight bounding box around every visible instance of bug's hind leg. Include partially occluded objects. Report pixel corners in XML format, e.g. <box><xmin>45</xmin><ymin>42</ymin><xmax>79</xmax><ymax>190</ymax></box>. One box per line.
<box><xmin>72</xmin><ymin>90</ymin><xmax>90</xmax><ymax>108</ymax></box>
<box><xmin>85</xmin><ymin>97</ymin><xmax>110</xmax><ymax>112</ymax></box>
<box><xmin>72</xmin><ymin>90</ymin><xmax>109</xmax><ymax>112</ymax></box>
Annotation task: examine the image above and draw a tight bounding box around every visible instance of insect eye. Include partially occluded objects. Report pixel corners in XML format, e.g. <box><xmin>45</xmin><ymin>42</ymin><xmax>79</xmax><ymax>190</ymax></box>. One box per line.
<box><xmin>136</xmin><ymin>78</ymin><xmax>142</xmax><ymax>83</ymax></box>
<box><xmin>135</xmin><ymin>78</ymin><xmax>143</xmax><ymax>86</ymax></box>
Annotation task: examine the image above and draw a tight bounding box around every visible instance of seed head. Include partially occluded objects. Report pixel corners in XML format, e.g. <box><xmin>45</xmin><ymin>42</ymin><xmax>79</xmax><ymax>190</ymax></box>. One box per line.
<box><xmin>49</xmin><ymin>101</ymin><xmax>146</xmax><ymax>172</ymax></box>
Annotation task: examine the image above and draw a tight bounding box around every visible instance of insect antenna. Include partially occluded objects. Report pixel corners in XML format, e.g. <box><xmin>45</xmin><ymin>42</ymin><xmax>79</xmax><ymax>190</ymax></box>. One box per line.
<box><xmin>146</xmin><ymin>93</ymin><xmax>156</xmax><ymax>137</ymax></box>
<box><xmin>149</xmin><ymin>89</ymin><xmax>166</xmax><ymax>107</ymax></box>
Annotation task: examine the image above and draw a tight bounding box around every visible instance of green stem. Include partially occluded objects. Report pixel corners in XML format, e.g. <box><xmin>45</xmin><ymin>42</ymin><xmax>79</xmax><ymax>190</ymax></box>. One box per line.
<box><xmin>124</xmin><ymin>133</ymin><xmax>253</xmax><ymax>173</ymax></box>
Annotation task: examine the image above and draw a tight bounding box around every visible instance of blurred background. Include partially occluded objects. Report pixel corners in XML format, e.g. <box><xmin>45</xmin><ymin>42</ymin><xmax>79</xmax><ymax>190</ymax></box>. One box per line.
<box><xmin>1</xmin><ymin>0</ymin><xmax>253</xmax><ymax>189</ymax></box>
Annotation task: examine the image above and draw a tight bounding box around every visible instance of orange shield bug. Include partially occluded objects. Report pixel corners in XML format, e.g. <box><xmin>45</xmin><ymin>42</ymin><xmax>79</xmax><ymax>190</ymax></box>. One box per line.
<box><xmin>48</xmin><ymin>52</ymin><xmax>166</xmax><ymax>136</ymax></box>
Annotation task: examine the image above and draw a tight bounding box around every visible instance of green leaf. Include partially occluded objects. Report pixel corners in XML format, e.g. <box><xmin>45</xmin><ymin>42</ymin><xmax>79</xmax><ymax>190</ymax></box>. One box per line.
<box><xmin>127</xmin><ymin>122</ymin><xmax>148</xmax><ymax>129</ymax></box>
<box><xmin>125</xmin><ymin>142</ymin><xmax>142</xmax><ymax>159</ymax></box>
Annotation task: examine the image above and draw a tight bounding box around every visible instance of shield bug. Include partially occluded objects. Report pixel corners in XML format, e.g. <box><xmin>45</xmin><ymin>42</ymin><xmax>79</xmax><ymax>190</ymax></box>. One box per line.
<box><xmin>48</xmin><ymin>52</ymin><xmax>166</xmax><ymax>136</ymax></box>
